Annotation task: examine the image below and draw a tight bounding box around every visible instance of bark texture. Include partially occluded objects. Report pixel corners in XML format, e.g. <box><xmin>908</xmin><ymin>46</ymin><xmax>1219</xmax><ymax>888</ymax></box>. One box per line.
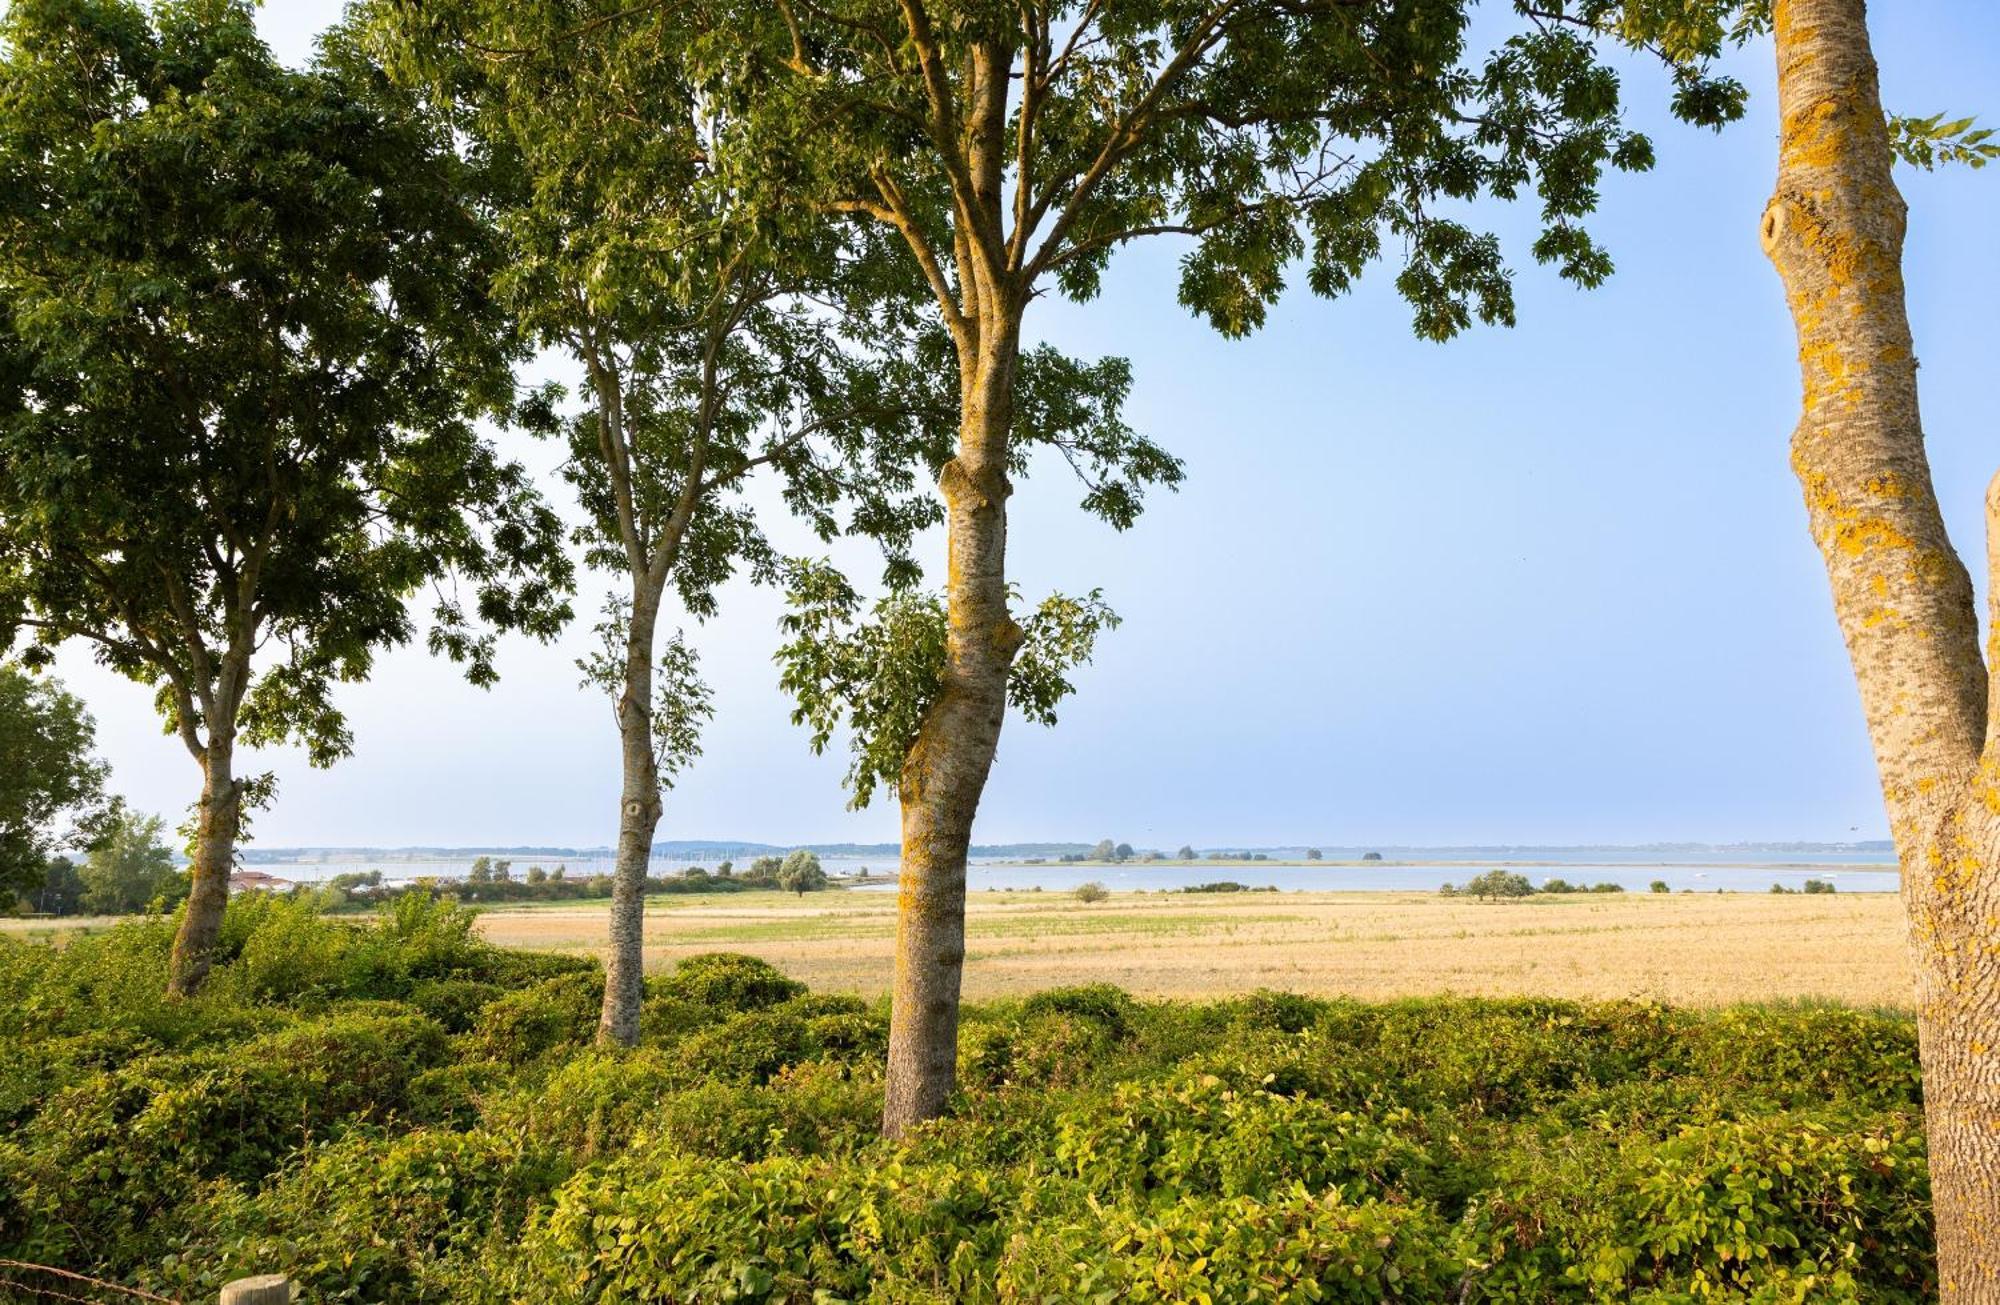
<box><xmin>598</xmin><ymin>595</ymin><xmax>664</xmax><ymax>1046</ymax></box>
<box><xmin>166</xmin><ymin>735</ymin><xmax>240</xmax><ymax>997</ymax></box>
<box><xmin>882</xmin><ymin>326</ymin><xmax>1024</xmax><ymax>1138</ymax></box>
<box><xmin>1764</xmin><ymin>1</ymin><xmax>2000</xmax><ymax>1293</ymax></box>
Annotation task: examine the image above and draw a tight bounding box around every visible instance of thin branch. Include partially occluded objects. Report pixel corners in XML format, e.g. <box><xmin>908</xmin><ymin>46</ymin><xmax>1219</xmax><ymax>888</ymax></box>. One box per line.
<box><xmin>1025</xmin><ymin>0</ymin><xmax>1245</xmax><ymax>282</ymax></box>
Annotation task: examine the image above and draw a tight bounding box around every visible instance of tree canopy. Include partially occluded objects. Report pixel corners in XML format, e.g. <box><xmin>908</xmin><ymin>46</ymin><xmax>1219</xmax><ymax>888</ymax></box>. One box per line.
<box><xmin>0</xmin><ymin>0</ymin><xmax>571</xmax><ymax>773</ymax></box>
<box><xmin>0</xmin><ymin>664</ymin><xmax>110</xmax><ymax>908</ymax></box>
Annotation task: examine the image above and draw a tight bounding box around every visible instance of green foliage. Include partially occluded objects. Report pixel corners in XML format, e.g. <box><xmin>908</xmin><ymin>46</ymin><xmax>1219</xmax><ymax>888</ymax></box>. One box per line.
<box><xmin>776</xmin><ymin>849</ymin><xmax>828</xmax><ymax>896</ymax></box>
<box><xmin>577</xmin><ymin>599</ymin><xmax>714</xmax><ymax>790</ymax></box>
<box><xmin>1889</xmin><ymin>112</ymin><xmax>2000</xmax><ymax>170</ymax></box>
<box><xmin>0</xmin><ymin>0</ymin><xmax>570</xmax><ymax>775</ymax></box>
<box><xmin>0</xmin><ymin>664</ymin><xmax>111</xmax><ymax>910</ymax></box>
<box><xmin>1466</xmin><ymin>870</ymin><xmax>1537</xmax><ymax>900</ymax></box>
<box><xmin>777</xmin><ymin>560</ymin><xmax>1119</xmax><ymax>807</ymax></box>
<box><xmin>464</xmin><ymin>971</ymin><xmax>604</xmax><ymax>1067</ymax></box>
<box><xmin>1002</xmin><ymin>1189</ymin><xmax>1458</xmax><ymax>1303</ymax></box>
<box><xmin>0</xmin><ymin>905</ymin><xmax>1937</xmax><ymax>1300</ymax></box>
<box><xmin>1073</xmin><ymin>881</ymin><xmax>1109</xmax><ymax>903</ymax></box>
<box><xmin>79</xmin><ymin>809</ymin><xmax>178</xmax><ymax>916</ymax></box>
<box><xmin>652</xmin><ymin>952</ymin><xmax>808</xmax><ymax>1014</ymax></box>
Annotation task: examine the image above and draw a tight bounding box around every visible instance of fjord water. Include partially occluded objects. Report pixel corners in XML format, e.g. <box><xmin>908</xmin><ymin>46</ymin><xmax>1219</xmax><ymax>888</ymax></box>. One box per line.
<box><xmin>255</xmin><ymin>849</ymin><xmax>1899</xmax><ymax>894</ymax></box>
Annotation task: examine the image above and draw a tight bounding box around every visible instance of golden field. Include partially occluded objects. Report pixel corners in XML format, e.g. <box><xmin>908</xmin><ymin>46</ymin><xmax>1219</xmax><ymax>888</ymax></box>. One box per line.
<box><xmin>467</xmin><ymin>887</ymin><xmax>1914</xmax><ymax>1008</ymax></box>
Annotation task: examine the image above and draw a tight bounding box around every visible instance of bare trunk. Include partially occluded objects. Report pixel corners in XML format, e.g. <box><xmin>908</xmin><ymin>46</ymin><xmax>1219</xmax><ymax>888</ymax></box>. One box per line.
<box><xmin>1910</xmin><ymin>806</ymin><xmax>2000</xmax><ymax>1299</ymax></box>
<box><xmin>167</xmin><ymin>735</ymin><xmax>239</xmax><ymax>997</ymax></box>
<box><xmin>1764</xmin><ymin>1</ymin><xmax>2000</xmax><ymax>1293</ymax></box>
<box><xmin>881</xmin><ymin>324</ymin><xmax>1023</xmax><ymax>1138</ymax></box>
<box><xmin>598</xmin><ymin>594</ymin><xmax>662</xmax><ymax>1047</ymax></box>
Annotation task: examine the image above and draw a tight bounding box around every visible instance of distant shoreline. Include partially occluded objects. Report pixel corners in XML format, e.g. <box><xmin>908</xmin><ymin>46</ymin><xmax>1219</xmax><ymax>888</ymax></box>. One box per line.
<box><xmin>234</xmin><ymin>841</ymin><xmax>1898</xmax><ymax>866</ymax></box>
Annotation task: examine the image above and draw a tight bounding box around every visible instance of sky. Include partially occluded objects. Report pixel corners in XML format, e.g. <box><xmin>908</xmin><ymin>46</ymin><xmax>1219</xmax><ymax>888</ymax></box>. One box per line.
<box><xmin>45</xmin><ymin>2</ymin><xmax>2000</xmax><ymax>850</ymax></box>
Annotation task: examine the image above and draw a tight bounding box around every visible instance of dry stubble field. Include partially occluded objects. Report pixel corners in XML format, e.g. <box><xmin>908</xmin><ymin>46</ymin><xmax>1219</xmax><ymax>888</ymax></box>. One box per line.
<box><xmin>470</xmin><ymin>887</ymin><xmax>1914</xmax><ymax>1008</ymax></box>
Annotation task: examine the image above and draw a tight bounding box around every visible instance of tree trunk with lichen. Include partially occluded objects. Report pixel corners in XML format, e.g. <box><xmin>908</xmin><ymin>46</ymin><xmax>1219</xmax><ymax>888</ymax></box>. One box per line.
<box><xmin>882</xmin><ymin>324</ymin><xmax>1023</xmax><ymax>1139</ymax></box>
<box><xmin>598</xmin><ymin>592</ymin><xmax>663</xmax><ymax>1047</ymax></box>
<box><xmin>1763</xmin><ymin>0</ymin><xmax>2000</xmax><ymax>1293</ymax></box>
<box><xmin>167</xmin><ymin>732</ymin><xmax>240</xmax><ymax>997</ymax></box>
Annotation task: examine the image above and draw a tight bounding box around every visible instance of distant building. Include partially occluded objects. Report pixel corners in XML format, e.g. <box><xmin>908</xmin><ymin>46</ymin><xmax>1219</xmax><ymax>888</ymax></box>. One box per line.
<box><xmin>227</xmin><ymin>870</ymin><xmax>295</xmax><ymax>895</ymax></box>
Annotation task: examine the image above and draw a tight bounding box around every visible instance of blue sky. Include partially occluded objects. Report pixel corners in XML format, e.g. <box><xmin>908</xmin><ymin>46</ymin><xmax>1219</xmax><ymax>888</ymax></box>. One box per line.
<box><xmin>51</xmin><ymin>2</ymin><xmax>2000</xmax><ymax>849</ymax></box>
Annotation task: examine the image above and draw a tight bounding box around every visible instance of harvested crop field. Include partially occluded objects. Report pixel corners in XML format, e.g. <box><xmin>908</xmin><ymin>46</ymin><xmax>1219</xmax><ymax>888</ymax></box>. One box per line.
<box><xmin>470</xmin><ymin>887</ymin><xmax>1913</xmax><ymax>1008</ymax></box>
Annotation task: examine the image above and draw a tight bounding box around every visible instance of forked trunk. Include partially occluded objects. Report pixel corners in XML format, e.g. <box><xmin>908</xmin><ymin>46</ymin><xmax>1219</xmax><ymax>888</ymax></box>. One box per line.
<box><xmin>882</xmin><ymin>325</ymin><xmax>1023</xmax><ymax>1138</ymax></box>
<box><xmin>598</xmin><ymin>596</ymin><xmax>663</xmax><ymax>1047</ymax></box>
<box><xmin>1763</xmin><ymin>0</ymin><xmax>2000</xmax><ymax>1292</ymax></box>
<box><xmin>166</xmin><ymin>735</ymin><xmax>240</xmax><ymax>997</ymax></box>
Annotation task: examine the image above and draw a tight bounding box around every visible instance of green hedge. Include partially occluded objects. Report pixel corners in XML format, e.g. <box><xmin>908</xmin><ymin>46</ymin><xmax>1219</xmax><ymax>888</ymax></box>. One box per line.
<box><xmin>0</xmin><ymin>896</ymin><xmax>1937</xmax><ymax>1302</ymax></box>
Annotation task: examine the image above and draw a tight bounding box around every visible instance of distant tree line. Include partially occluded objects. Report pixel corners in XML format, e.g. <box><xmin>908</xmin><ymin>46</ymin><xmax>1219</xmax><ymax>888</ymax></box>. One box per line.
<box><xmin>1440</xmin><ymin>872</ymin><xmax>1630</xmax><ymax>901</ymax></box>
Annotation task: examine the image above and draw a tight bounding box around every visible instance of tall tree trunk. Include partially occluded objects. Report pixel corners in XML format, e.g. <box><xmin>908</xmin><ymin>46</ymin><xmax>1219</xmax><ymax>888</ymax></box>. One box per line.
<box><xmin>1763</xmin><ymin>1</ymin><xmax>2000</xmax><ymax>1293</ymax></box>
<box><xmin>166</xmin><ymin>733</ymin><xmax>239</xmax><ymax>997</ymax></box>
<box><xmin>881</xmin><ymin>323</ymin><xmax>1024</xmax><ymax>1138</ymax></box>
<box><xmin>598</xmin><ymin>593</ymin><xmax>663</xmax><ymax>1046</ymax></box>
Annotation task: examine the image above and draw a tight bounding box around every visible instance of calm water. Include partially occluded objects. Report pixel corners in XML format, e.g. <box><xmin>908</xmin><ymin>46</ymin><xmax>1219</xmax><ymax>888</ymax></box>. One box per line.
<box><xmin>868</xmin><ymin>860</ymin><xmax>1901</xmax><ymax>895</ymax></box>
<box><xmin>247</xmin><ymin>849</ymin><xmax>1900</xmax><ymax>894</ymax></box>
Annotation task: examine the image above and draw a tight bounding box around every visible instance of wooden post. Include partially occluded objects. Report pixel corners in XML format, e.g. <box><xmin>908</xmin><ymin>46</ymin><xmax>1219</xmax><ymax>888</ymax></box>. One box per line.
<box><xmin>220</xmin><ymin>1275</ymin><xmax>291</xmax><ymax>1305</ymax></box>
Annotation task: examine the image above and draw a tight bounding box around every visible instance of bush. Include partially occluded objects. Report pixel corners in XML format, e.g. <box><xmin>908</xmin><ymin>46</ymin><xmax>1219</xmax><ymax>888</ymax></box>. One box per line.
<box><xmin>1073</xmin><ymin>880</ymin><xmax>1109</xmax><ymax>903</ymax></box>
<box><xmin>511</xmin><ymin>1153</ymin><xmax>1017</xmax><ymax>1302</ymax></box>
<box><xmin>464</xmin><ymin>971</ymin><xmax>604</xmax><ymax>1066</ymax></box>
<box><xmin>1464</xmin><ymin>870</ymin><xmax>1535</xmax><ymax>900</ymax></box>
<box><xmin>652</xmin><ymin>952</ymin><xmax>806</xmax><ymax>1013</ymax></box>
<box><xmin>1465</xmin><ymin>1110</ymin><xmax>1931</xmax><ymax>1301</ymax></box>
<box><xmin>999</xmin><ymin>1189</ymin><xmax>1457</xmax><ymax>1303</ymax></box>
<box><xmin>152</xmin><ymin>1127</ymin><xmax>570</xmax><ymax>1304</ymax></box>
<box><xmin>0</xmin><ymin>911</ymin><xmax>1938</xmax><ymax>1300</ymax></box>
<box><xmin>1650</xmin><ymin>879</ymin><xmax>1670</xmax><ymax>893</ymax></box>
<box><xmin>1</xmin><ymin>1010</ymin><xmax>449</xmax><ymax>1270</ymax></box>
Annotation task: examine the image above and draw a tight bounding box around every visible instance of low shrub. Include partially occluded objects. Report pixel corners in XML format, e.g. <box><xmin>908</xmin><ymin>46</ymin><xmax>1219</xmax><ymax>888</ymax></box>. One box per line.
<box><xmin>998</xmin><ymin>1189</ymin><xmax>1458</xmax><ymax>1303</ymax></box>
<box><xmin>652</xmin><ymin>952</ymin><xmax>806</xmax><ymax>1013</ymax></box>
<box><xmin>0</xmin><ymin>895</ymin><xmax>1938</xmax><ymax>1299</ymax></box>
<box><xmin>463</xmin><ymin>970</ymin><xmax>604</xmax><ymax>1066</ymax></box>
<box><xmin>151</xmin><ymin>1127</ymin><xmax>570</xmax><ymax>1304</ymax></box>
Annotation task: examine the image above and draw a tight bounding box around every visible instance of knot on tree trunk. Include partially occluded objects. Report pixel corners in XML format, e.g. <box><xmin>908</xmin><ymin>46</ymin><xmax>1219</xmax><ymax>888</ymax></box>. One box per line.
<box><xmin>995</xmin><ymin>617</ymin><xmax>1026</xmax><ymax>661</ymax></box>
<box><xmin>940</xmin><ymin>458</ymin><xmax>1010</xmax><ymax>512</ymax></box>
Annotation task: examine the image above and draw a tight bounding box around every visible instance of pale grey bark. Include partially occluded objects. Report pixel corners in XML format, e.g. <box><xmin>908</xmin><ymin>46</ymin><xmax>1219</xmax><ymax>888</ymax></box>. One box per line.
<box><xmin>882</xmin><ymin>326</ymin><xmax>1024</xmax><ymax>1137</ymax></box>
<box><xmin>598</xmin><ymin>593</ymin><xmax>663</xmax><ymax>1046</ymax></box>
<box><xmin>167</xmin><ymin>731</ymin><xmax>239</xmax><ymax>997</ymax></box>
<box><xmin>1764</xmin><ymin>1</ymin><xmax>2000</xmax><ymax>1294</ymax></box>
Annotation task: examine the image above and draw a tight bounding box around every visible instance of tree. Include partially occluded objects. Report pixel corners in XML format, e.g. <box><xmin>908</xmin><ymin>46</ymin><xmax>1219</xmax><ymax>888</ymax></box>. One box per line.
<box><xmin>34</xmin><ymin>857</ymin><xmax>85</xmax><ymax>917</ymax></box>
<box><xmin>1176</xmin><ymin>845</ymin><xmax>1196</xmax><ymax>862</ymax></box>
<box><xmin>1650</xmin><ymin>880</ymin><xmax>1670</xmax><ymax>894</ymax></box>
<box><xmin>0</xmin><ymin>665</ymin><xmax>111</xmax><ymax>910</ymax></box>
<box><xmin>469</xmin><ymin>857</ymin><xmax>494</xmax><ymax>885</ymax></box>
<box><xmin>1089</xmin><ymin>839</ymin><xmax>1118</xmax><ymax>863</ymax></box>
<box><xmin>1464</xmin><ymin>870</ymin><xmax>1534</xmax><ymax>902</ymax></box>
<box><xmin>1754</xmin><ymin>2</ymin><xmax>2000</xmax><ymax>1287</ymax></box>
<box><xmin>706</xmin><ymin>0</ymin><xmax>1751</xmax><ymax>1136</ymax></box>
<box><xmin>80</xmin><ymin>812</ymin><xmax>178</xmax><ymax>916</ymax></box>
<box><xmin>1305</xmin><ymin>848</ymin><xmax>1323</xmax><ymax>861</ymax></box>
<box><xmin>1073</xmin><ymin>881</ymin><xmax>1109</xmax><ymax>904</ymax></box>
<box><xmin>777</xmin><ymin>850</ymin><xmax>829</xmax><ymax>896</ymax></box>
<box><xmin>526</xmin><ymin>865</ymin><xmax>547</xmax><ymax>886</ymax></box>
<box><xmin>1113</xmin><ymin>842</ymin><xmax>1135</xmax><ymax>862</ymax></box>
<box><xmin>0</xmin><ymin>2</ymin><xmax>570</xmax><ymax>995</ymax></box>
<box><xmin>367</xmin><ymin>1</ymin><xmax>966</xmax><ymax>1047</ymax></box>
